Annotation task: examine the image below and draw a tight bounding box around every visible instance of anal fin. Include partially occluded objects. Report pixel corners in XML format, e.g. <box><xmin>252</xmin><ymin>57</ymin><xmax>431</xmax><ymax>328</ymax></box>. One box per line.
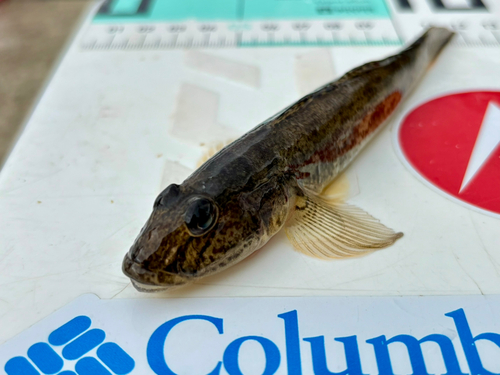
<box><xmin>285</xmin><ymin>194</ymin><xmax>403</xmax><ymax>259</ymax></box>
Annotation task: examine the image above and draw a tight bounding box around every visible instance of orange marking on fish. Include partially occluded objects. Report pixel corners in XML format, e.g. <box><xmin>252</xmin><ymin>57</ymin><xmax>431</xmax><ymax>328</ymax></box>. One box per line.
<box><xmin>355</xmin><ymin>91</ymin><xmax>402</xmax><ymax>140</ymax></box>
<box><xmin>299</xmin><ymin>91</ymin><xmax>402</xmax><ymax>169</ymax></box>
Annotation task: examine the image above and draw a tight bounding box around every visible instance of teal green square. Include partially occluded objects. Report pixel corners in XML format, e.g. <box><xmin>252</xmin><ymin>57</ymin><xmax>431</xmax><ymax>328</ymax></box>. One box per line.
<box><xmin>93</xmin><ymin>0</ymin><xmax>390</xmax><ymax>22</ymax></box>
<box><xmin>95</xmin><ymin>0</ymin><xmax>240</xmax><ymax>22</ymax></box>
<box><xmin>244</xmin><ymin>0</ymin><xmax>390</xmax><ymax>20</ymax></box>
<box><xmin>110</xmin><ymin>0</ymin><xmax>142</xmax><ymax>14</ymax></box>
<box><xmin>148</xmin><ymin>0</ymin><xmax>238</xmax><ymax>21</ymax></box>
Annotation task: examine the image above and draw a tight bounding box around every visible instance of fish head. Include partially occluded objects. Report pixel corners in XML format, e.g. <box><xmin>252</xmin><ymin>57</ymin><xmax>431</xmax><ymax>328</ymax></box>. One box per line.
<box><xmin>122</xmin><ymin>182</ymin><xmax>266</xmax><ymax>292</ymax></box>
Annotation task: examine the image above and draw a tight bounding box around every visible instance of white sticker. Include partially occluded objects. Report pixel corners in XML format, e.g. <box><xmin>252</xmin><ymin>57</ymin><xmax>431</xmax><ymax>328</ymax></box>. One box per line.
<box><xmin>3</xmin><ymin>294</ymin><xmax>500</xmax><ymax>374</ymax></box>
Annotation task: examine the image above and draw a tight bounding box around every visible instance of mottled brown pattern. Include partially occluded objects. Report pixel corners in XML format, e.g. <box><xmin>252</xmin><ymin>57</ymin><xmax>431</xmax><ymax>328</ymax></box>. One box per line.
<box><xmin>122</xmin><ymin>27</ymin><xmax>454</xmax><ymax>291</ymax></box>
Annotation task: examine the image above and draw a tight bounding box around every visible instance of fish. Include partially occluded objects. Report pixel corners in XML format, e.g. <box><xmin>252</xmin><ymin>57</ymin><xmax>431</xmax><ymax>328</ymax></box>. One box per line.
<box><xmin>123</xmin><ymin>27</ymin><xmax>454</xmax><ymax>292</ymax></box>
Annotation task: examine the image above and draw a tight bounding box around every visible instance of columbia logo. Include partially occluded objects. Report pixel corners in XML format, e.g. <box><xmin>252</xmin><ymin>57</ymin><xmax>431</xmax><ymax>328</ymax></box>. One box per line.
<box><xmin>4</xmin><ymin>316</ymin><xmax>135</xmax><ymax>375</ymax></box>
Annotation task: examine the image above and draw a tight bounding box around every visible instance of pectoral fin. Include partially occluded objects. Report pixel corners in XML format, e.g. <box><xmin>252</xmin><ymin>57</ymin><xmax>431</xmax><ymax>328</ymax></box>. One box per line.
<box><xmin>285</xmin><ymin>194</ymin><xmax>403</xmax><ymax>259</ymax></box>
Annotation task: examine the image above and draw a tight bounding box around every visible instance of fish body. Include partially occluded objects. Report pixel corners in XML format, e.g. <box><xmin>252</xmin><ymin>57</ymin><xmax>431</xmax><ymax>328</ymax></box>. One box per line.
<box><xmin>123</xmin><ymin>27</ymin><xmax>454</xmax><ymax>292</ymax></box>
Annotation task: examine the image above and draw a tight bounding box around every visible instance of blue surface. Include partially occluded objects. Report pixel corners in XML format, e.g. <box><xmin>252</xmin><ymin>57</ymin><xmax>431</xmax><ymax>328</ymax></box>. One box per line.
<box><xmin>62</xmin><ymin>329</ymin><xmax>106</xmax><ymax>360</ymax></box>
<box><xmin>97</xmin><ymin>343</ymin><xmax>135</xmax><ymax>374</ymax></box>
<box><xmin>27</xmin><ymin>342</ymin><xmax>63</xmax><ymax>374</ymax></box>
<box><xmin>5</xmin><ymin>357</ymin><xmax>40</xmax><ymax>375</ymax></box>
<box><xmin>49</xmin><ymin>316</ymin><xmax>92</xmax><ymax>346</ymax></box>
<box><xmin>75</xmin><ymin>357</ymin><xmax>112</xmax><ymax>375</ymax></box>
<box><xmin>58</xmin><ymin>372</ymin><xmax>77</xmax><ymax>375</ymax></box>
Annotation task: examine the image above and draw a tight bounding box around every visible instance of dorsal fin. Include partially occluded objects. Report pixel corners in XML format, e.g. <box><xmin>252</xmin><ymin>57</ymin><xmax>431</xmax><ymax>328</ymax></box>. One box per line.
<box><xmin>197</xmin><ymin>139</ymin><xmax>235</xmax><ymax>168</ymax></box>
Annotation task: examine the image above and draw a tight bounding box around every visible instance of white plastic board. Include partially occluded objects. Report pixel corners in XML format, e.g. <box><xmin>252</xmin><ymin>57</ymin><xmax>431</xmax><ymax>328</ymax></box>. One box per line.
<box><xmin>0</xmin><ymin>0</ymin><xmax>499</xmax><ymax>350</ymax></box>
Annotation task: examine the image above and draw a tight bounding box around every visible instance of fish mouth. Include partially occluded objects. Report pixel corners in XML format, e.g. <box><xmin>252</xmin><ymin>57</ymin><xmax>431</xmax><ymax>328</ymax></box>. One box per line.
<box><xmin>130</xmin><ymin>280</ymin><xmax>173</xmax><ymax>293</ymax></box>
<box><xmin>122</xmin><ymin>255</ymin><xmax>189</xmax><ymax>292</ymax></box>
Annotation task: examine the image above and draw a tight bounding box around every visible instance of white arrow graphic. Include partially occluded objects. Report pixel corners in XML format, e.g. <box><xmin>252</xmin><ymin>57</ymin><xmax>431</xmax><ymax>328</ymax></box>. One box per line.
<box><xmin>460</xmin><ymin>101</ymin><xmax>500</xmax><ymax>193</ymax></box>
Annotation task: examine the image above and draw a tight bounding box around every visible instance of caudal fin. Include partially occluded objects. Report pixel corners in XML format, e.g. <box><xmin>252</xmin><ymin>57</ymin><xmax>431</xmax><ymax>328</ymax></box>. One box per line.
<box><xmin>403</xmin><ymin>27</ymin><xmax>455</xmax><ymax>67</ymax></box>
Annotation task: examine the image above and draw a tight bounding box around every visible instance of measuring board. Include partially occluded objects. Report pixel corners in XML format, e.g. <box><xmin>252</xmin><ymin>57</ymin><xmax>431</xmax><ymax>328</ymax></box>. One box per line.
<box><xmin>2</xmin><ymin>0</ymin><xmax>500</xmax><ymax>351</ymax></box>
<box><xmin>81</xmin><ymin>0</ymin><xmax>500</xmax><ymax>49</ymax></box>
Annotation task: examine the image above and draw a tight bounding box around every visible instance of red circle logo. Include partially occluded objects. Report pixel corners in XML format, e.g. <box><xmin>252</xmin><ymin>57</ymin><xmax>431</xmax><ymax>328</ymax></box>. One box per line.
<box><xmin>396</xmin><ymin>91</ymin><xmax>500</xmax><ymax>217</ymax></box>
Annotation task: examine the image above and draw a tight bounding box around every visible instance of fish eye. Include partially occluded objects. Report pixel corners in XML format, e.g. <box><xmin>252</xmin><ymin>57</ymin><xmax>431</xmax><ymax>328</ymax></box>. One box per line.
<box><xmin>184</xmin><ymin>197</ymin><xmax>218</xmax><ymax>236</ymax></box>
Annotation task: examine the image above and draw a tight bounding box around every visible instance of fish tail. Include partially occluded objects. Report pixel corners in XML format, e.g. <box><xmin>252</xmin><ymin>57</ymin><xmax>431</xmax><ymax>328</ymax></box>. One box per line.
<box><xmin>402</xmin><ymin>27</ymin><xmax>455</xmax><ymax>68</ymax></box>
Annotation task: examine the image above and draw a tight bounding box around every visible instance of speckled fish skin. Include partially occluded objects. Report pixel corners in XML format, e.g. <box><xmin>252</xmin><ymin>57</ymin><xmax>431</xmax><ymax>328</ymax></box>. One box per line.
<box><xmin>123</xmin><ymin>27</ymin><xmax>454</xmax><ymax>292</ymax></box>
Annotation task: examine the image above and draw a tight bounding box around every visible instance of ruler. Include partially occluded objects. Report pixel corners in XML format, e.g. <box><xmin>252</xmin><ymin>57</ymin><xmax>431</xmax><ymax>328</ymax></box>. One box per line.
<box><xmin>82</xmin><ymin>0</ymin><xmax>402</xmax><ymax>49</ymax></box>
<box><xmin>81</xmin><ymin>0</ymin><xmax>500</xmax><ymax>49</ymax></box>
